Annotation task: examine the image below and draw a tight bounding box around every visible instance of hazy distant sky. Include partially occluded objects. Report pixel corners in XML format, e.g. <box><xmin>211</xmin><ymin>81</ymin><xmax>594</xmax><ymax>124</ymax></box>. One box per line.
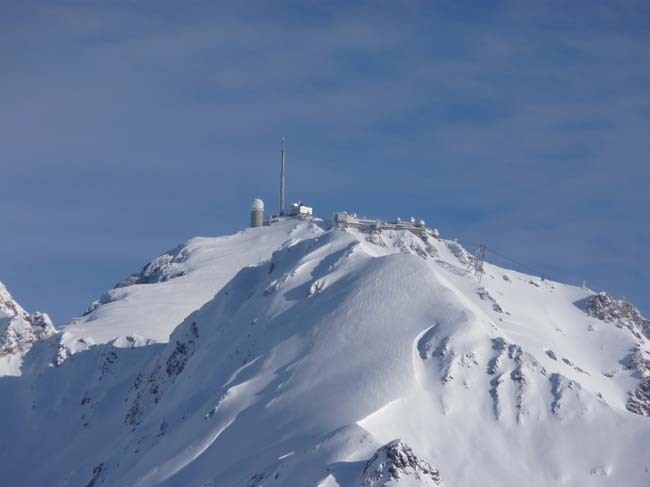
<box><xmin>1</xmin><ymin>0</ymin><xmax>649</xmax><ymax>323</ymax></box>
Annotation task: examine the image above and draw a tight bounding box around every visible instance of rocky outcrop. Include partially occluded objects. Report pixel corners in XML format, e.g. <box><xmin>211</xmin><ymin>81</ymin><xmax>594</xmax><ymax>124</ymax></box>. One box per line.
<box><xmin>115</xmin><ymin>245</ymin><xmax>189</xmax><ymax>288</ymax></box>
<box><xmin>623</xmin><ymin>345</ymin><xmax>650</xmax><ymax>416</ymax></box>
<box><xmin>576</xmin><ymin>293</ymin><xmax>650</xmax><ymax>417</ymax></box>
<box><xmin>0</xmin><ymin>282</ymin><xmax>56</xmax><ymax>361</ymax></box>
<box><xmin>77</xmin><ymin>245</ymin><xmax>191</xmax><ymax>317</ymax></box>
<box><xmin>124</xmin><ymin>321</ymin><xmax>200</xmax><ymax>428</ymax></box>
<box><xmin>577</xmin><ymin>292</ymin><xmax>650</xmax><ymax>340</ymax></box>
<box><xmin>477</xmin><ymin>287</ymin><xmax>504</xmax><ymax>313</ymax></box>
<box><xmin>627</xmin><ymin>379</ymin><xmax>650</xmax><ymax>416</ymax></box>
<box><xmin>445</xmin><ymin>240</ymin><xmax>471</xmax><ymax>266</ymax></box>
<box><xmin>361</xmin><ymin>440</ymin><xmax>441</xmax><ymax>486</ymax></box>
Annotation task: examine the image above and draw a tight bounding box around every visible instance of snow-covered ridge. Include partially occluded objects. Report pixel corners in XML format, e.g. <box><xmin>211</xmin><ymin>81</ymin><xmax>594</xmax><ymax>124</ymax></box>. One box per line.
<box><xmin>1</xmin><ymin>216</ymin><xmax>650</xmax><ymax>486</ymax></box>
<box><xmin>57</xmin><ymin>219</ymin><xmax>324</xmax><ymax>359</ymax></box>
<box><xmin>114</xmin><ymin>243</ymin><xmax>190</xmax><ymax>288</ymax></box>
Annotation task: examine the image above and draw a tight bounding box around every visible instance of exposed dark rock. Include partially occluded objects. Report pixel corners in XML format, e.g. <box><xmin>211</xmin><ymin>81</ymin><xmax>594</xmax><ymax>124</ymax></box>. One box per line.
<box><xmin>157</xmin><ymin>420</ymin><xmax>168</xmax><ymax>438</ymax></box>
<box><xmin>623</xmin><ymin>346</ymin><xmax>650</xmax><ymax>416</ymax></box>
<box><xmin>249</xmin><ymin>472</ymin><xmax>265</xmax><ymax>486</ymax></box>
<box><xmin>416</xmin><ymin>325</ymin><xmax>438</xmax><ymax>360</ymax></box>
<box><xmin>365</xmin><ymin>234</ymin><xmax>386</xmax><ymax>247</ymax></box>
<box><xmin>115</xmin><ymin>244</ymin><xmax>190</xmax><ymax>288</ymax></box>
<box><xmin>432</xmin><ymin>337</ymin><xmax>455</xmax><ymax>384</ymax></box>
<box><xmin>477</xmin><ymin>287</ymin><xmax>504</xmax><ymax>313</ymax></box>
<box><xmin>84</xmin><ymin>463</ymin><xmax>105</xmax><ymax>487</ymax></box>
<box><xmin>81</xmin><ymin>392</ymin><xmax>91</xmax><ymax>406</ymax></box>
<box><xmin>166</xmin><ymin>339</ymin><xmax>196</xmax><ymax>377</ymax></box>
<box><xmin>361</xmin><ymin>439</ymin><xmax>441</xmax><ymax>486</ymax></box>
<box><xmin>576</xmin><ymin>292</ymin><xmax>650</xmax><ymax>340</ymax></box>
<box><xmin>627</xmin><ymin>379</ymin><xmax>650</xmax><ymax>416</ymax></box>
<box><xmin>446</xmin><ymin>240</ymin><xmax>471</xmax><ymax>265</ymax></box>
<box><xmin>124</xmin><ymin>323</ymin><xmax>199</xmax><ymax>427</ymax></box>
<box><xmin>0</xmin><ymin>283</ymin><xmax>56</xmax><ymax>358</ymax></box>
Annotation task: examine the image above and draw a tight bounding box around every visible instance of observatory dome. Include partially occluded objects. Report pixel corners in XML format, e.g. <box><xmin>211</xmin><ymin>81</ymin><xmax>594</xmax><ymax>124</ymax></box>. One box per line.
<box><xmin>251</xmin><ymin>198</ymin><xmax>264</xmax><ymax>210</ymax></box>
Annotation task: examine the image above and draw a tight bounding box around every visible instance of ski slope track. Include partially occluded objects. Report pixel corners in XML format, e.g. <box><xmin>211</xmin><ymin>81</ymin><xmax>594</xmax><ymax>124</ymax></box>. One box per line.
<box><xmin>1</xmin><ymin>217</ymin><xmax>649</xmax><ymax>486</ymax></box>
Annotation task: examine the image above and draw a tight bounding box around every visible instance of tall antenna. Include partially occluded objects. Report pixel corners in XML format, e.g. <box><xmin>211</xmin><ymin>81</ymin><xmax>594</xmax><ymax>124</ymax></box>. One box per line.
<box><xmin>280</xmin><ymin>137</ymin><xmax>286</xmax><ymax>215</ymax></box>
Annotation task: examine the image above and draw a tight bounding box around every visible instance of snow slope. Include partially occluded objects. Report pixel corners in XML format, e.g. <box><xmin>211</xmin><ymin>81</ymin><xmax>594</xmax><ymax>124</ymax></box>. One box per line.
<box><xmin>1</xmin><ymin>217</ymin><xmax>649</xmax><ymax>486</ymax></box>
<box><xmin>56</xmin><ymin>218</ymin><xmax>323</xmax><ymax>360</ymax></box>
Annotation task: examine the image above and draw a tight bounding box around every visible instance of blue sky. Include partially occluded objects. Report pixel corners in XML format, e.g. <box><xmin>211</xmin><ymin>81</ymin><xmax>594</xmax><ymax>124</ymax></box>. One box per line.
<box><xmin>1</xmin><ymin>0</ymin><xmax>649</xmax><ymax>324</ymax></box>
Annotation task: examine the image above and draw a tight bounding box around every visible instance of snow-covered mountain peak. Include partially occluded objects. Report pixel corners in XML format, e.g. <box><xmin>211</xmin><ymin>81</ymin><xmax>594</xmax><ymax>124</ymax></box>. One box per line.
<box><xmin>361</xmin><ymin>440</ymin><xmax>442</xmax><ymax>486</ymax></box>
<box><xmin>57</xmin><ymin>218</ymin><xmax>324</xmax><ymax>359</ymax></box>
<box><xmin>0</xmin><ymin>281</ymin><xmax>56</xmax><ymax>376</ymax></box>
<box><xmin>0</xmin><ymin>280</ymin><xmax>24</xmax><ymax>318</ymax></box>
<box><xmin>1</xmin><ymin>215</ymin><xmax>650</xmax><ymax>486</ymax></box>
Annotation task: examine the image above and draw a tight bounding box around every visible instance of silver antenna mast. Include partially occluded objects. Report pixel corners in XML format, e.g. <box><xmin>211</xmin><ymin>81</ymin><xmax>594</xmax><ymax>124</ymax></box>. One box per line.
<box><xmin>280</xmin><ymin>137</ymin><xmax>286</xmax><ymax>215</ymax></box>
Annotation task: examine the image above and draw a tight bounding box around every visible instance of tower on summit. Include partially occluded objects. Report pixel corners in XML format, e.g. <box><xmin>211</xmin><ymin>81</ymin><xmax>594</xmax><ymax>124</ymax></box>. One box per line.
<box><xmin>249</xmin><ymin>139</ymin><xmax>313</xmax><ymax>227</ymax></box>
<box><xmin>250</xmin><ymin>198</ymin><xmax>264</xmax><ymax>227</ymax></box>
<box><xmin>280</xmin><ymin>137</ymin><xmax>286</xmax><ymax>216</ymax></box>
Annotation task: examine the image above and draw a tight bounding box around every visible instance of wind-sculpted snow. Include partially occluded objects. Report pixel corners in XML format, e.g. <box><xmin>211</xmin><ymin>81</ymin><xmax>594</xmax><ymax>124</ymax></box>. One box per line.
<box><xmin>1</xmin><ymin>219</ymin><xmax>650</xmax><ymax>486</ymax></box>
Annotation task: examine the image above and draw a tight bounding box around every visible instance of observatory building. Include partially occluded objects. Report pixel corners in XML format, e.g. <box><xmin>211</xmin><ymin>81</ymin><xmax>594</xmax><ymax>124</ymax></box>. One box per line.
<box><xmin>248</xmin><ymin>140</ymin><xmax>437</xmax><ymax>239</ymax></box>
<box><xmin>250</xmin><ymin>198</ymin><xmax>264</xmax><ymax>227</ymax></box>
<box><xmin>286</xmin><ymin>201</ymin><xmax>312</xmax><ymax>217</ymax></box>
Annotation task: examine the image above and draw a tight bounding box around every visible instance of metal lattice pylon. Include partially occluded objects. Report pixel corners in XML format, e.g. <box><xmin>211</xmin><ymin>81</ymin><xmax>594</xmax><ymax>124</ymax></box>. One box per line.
<box><xmin>468</xmin><ymin>243</ymin><xmax>486</xmax><ymax>281</ymax></box>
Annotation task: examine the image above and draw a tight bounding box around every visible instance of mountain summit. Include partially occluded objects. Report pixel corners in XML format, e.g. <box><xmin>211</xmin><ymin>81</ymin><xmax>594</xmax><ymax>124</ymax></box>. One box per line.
<box><xmin>1</xmin><ymin>216</ymin><xmax>649</xmax><ymax>486</ymax></box>
<box><xmin>0</xmin><ymin>281</ymin><xmax>56</xmax><ymax>375</ymax></box>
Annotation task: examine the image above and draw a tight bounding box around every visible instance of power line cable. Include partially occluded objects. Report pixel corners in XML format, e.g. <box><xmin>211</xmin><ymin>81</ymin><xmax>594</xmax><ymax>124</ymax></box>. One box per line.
<box><xmin>458</xmin><ymin>238</ymin><xmax>613</xmax><ymax>294</ymax></box>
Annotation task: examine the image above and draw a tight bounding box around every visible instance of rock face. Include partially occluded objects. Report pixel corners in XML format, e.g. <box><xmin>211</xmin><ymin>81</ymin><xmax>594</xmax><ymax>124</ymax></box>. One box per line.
<box><xmin>445</xmin><ymin>240</ymin><xmax>472</xmax><ymax>265</ymax></box>
<box><xmin>115</xmin><ymin>245</ymin><xmax>189</xmax><ymax>288</ymax></box>
<box><xmin>0</xmin><ymin>282</ymin><xmax>56</xmax><ymax>375</ymax></box>
<box><xmin>577</xmin><ymin>293</ymin><xmax>650</xmax><ymax>416</ymax></box>
<box><xmin>627</xmin><ymin>379</ymin><xmax>650</xmax><ymax>416</ymax></box>
<box><xmin>578</xmin><ymin>292</ymin><xmax>650</xmax><ymax>340</ymax></box>
<box><xmin>361</xmin><ymin>440</ymin><xmax>442</xmax><ymax>486</ymax></box>
<box><xmin>624</xmin><ymin>345</ymin><xmax>650</xmax><ymax>416</ymax></box>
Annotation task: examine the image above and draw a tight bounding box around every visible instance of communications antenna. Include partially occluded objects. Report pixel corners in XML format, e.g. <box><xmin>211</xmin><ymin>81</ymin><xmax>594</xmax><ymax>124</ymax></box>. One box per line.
<box><xmin>280</xmin><ymin>137</ymin><xmax>286</xmax><ymax>215</ymax></box>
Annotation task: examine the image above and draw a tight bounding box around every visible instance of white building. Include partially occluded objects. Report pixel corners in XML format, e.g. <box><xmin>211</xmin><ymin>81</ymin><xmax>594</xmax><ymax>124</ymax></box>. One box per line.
<box><xmin>332</xmin><ymin>211</ymin><xmax>438</xmax><ymax>239</ymax></box>
<box><xmin>285</xmin><ymin>201</ymin><xmax>313</xmax><ymax>218</ymax></box>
